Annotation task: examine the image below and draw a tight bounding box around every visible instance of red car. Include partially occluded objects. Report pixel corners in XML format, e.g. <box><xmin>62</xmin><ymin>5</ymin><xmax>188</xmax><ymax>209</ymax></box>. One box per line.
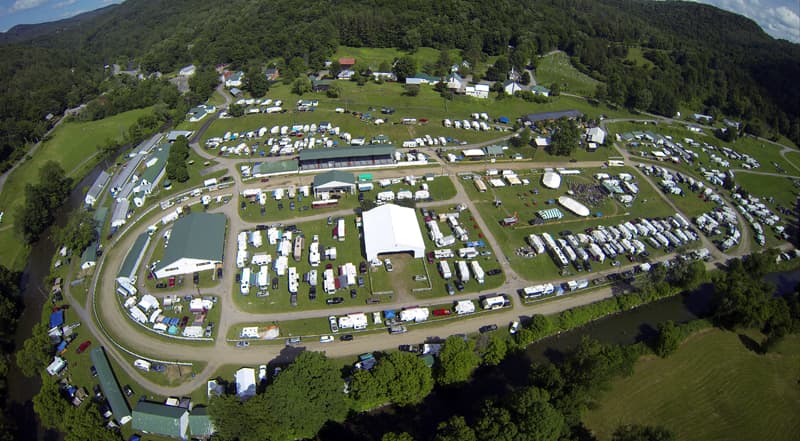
<box><xmin>76</xmin><ymin>340</ymin><xmax>91</xmax><ymax>354</ymax></box>
<box><xmin>168</xmin><ymin>277</ymin><xmax>176</xmax><ymax>287</ymax></box>
<box><xmin>432</xmin><ymin>308</ymin><xmax>451</xmax><ymax>316</ymax></box>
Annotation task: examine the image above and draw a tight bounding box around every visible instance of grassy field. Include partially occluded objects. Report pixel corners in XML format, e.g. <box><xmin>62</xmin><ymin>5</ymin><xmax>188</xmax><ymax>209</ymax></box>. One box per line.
<box><xmin>333</xmin><ymin>46</ymin><xmax>465</xmax><ymax>73</ymax></box>
<box><xmin>535</xmin><ymin>52</ymin><xmax>601</xmax><ymax>96</ymax></box>
<box><xmin>785</xmin><ymin>151</ymin><xmax>800</xmax><ymax>170</ymax></box>
<box><xmin>201</xmin><ymin>81</ymin><xmax>638</xmax><ymax>152</ymax></box>
<box><xmin>0</xmin><ymin>108</ymin><xmax>155</xmax><ymax>269</ymax></box>
<box><xmin>238</xmin><ymin>175</ymin><xmax>457</xmax><ymax>223</ymax></box>
<box><xmin>607</xmin><ymin>120</ymin><xmax>799</xmax><ymax>176</ymax></box>
<box><xmin>623</xmin><ymin>47</ymin><xmax>656</xmax><ymax>69</ymax></box>
<box><xmin>583</xmin><ymin>329</ymin><xmax>800</xmax><ymax>441</ymax></box>
<box><xmin>462</xmin><ymin>167</ymin><xmax>679</xmax><ymax>282</ymax></box>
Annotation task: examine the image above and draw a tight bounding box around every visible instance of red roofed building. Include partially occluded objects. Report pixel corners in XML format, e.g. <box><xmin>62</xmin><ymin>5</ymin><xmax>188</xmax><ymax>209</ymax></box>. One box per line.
<box><xmin>338</xmin><ymin>58</ymin><xmax>356</xmax><ymax>69</ymax></box>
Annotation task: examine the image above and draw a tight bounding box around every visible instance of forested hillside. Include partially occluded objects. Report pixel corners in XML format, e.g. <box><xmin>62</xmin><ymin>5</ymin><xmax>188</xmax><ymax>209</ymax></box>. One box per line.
<box><xmin>1</xmin><ymin>0</ymin><xmax>798</xmax><ymax>168</ymax></box>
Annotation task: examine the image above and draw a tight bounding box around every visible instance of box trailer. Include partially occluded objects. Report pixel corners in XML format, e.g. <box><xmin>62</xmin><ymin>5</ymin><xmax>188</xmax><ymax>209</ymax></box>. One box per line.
<box><xmin>454</xmin><ymin>300</ymin><xmax>475</xmax><ymax>315</ymax></box>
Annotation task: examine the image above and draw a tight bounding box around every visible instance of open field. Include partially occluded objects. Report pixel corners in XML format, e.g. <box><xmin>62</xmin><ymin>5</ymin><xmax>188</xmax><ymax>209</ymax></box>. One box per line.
<box><xmin>623</xmin><ymin>47</ymin><xmax>656</xmax><ymax>69</ymax></box>
<box><xmin>583</xmin><ymin>329</ymin><xmax>800</xmax><ymax>441</ymax></box>
<box><xmin>202</xmin><ymin>81</ymin><xmax>638</xmax><ymax>150</ymax></box>
<box><xmin>535</xmin><ymin>52</ymin><xmax>601</xmax><ymax>96</ymax></box>
<box><xmin>0</xmin><ymin>107</ymin><xmax>155</xmax><ymax>270</ymax></box>
<box><xmin>463</xmin><ymin>167</ymin><xmax>679</xmax><ymax>282</ymax></box>
<box><xmin>607</xmin><ymin>120</ymin><xmax>800</xmax><ymax>176</ymax></box>
<box><xmin>238</xmin><ymin>175</ymin><xmax>456</xmax><ymax>223</ymax></box>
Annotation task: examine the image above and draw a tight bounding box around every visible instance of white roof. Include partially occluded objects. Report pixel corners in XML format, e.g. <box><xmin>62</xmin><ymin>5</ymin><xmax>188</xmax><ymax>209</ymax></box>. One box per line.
<box><xmin>542</xmin><ymin>172</ymin><xmax>561</xmax><ymax>189</ymax></box>
<box><xmin>587</xmin><ymin>127</ymin><xmax>606</xmax><ymax>144</ymax></box>
<box><xmin>558</xmin><ymin>196</ymin><xmax>591</xmax><ymax>217</ymax></box>
<box><xmin>363</xmin><ymin>204</ymin><xmax>425</xmax><ymax>261</ymax></box>
<box><xmin>235</xmin><ymin>368</ymin><xmax>257</xmax><ymax>399</ymax></box>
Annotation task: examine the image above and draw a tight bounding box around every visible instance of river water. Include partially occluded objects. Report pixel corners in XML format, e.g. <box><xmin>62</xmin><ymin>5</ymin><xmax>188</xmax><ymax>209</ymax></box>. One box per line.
<box><xmin>6</xmin><ymin>158</ymin><xmax>116</xmax><ymax>441</ymax></box>
<box><xmin>7</xmin><ymin>149</ymin><xmax>800</xmax><ymax>441</ymax></box>
<box><xmin>320</xmin><ymin>272</ymin><xmax>800</xmax><ymax>441</ymax></box>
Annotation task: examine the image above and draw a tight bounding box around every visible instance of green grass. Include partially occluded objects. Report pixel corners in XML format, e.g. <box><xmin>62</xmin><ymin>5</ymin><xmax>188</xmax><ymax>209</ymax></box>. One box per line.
<box><xmin>202</xmin><ymin>81</ymin><xmax>637</xmax><ymax>152</ymax></box>
<box><xmin>0</xmin><ymin>107</ymin><xmax>154</xmax><ymax>270</ymax></box>
<box><xmin>535</xmin><ymin>52</ymin><xmax>601</xmax><ymax>96</ymax></box>
<box><xmin>623</xmin><ymin>47</ymin><xmax>655</xmax><ymax>69</ymax></box>
<box><xmin>333</xmin><ymin>46</ymin><xmax>462</xmax><ymax>72</ymax></box>
<box><xmin>463</xmin><ymin>167</ymin><xmax>677</xmax><ymax>282</ymax></box>
<box><xmin>583</xmin><ymin>329</ymin><xmax>800</xmax><ymax>441</ymax></box>
<box><xmin>785</xmin><ymin>151</ymin><xmax>800</xmax><ymax>170</ymax></box>
<box><xmin>608</xmin><ymin>121</ymin><xmax>799</xmax><ymax>176</ymax></box>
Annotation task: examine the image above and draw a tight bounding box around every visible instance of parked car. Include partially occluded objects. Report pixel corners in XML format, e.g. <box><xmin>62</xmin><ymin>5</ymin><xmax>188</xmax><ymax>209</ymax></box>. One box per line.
<box><xmin>384</xmin><ymin>259</ymin><xmax>393</xmax><ymax>272</ymax></box>
<box><xmin>76</xmin><ymin>340</ymin><xmax>91</xmax><ymax>354</ymax></box>
<box><xmin>365</xmin><ymin>297</ymin><xmax>381</xmax><ymax>304</ymax></box>
<box><xmin>193</xmin><ymin>272</ymin><xmax>200</xmax><ymax>285</ymax></box>
<box><xmin>480</xmin><ymin>324</ymin><xmax>498</xmax><ymax>333</ymax></box>
<box><xmin>90</xmin><ymin>365</ymin><xmax>98</xmax><ymax>377</ymax></box>
<box><xmin>319</xmin><ymin>335</ymin><xmax>334</xmax><ymax>343</ymax></box>
<box><xmin>151</xmin><ymin>364</ymin><xmax>166</xmax><ymax>372</ymax></box>
<box><xmin>432</xmin><ymin>308</ymin><xmax>451</xmax><ymax>316</ymax></box>
<box><xmin>272</xmin><ymin>277</ymin><xmax>279</xmax><ymax>289</ymax></box>
<box><xmin>123</xmin><ymin>385</ymin><xmax>134</xmax><ymax>397</ymax></box>
<box><xmin>326</xmin><ymin>297</ymin><xmax>344</xmax><ymax>305</ymax></box>
<box><xmin>399</xmin><ymin>344</ymin><xmax>420</xmax><ymax>353</ymax></box>
<box><xmin>487</xmin><ymin>269</ymin><xmax>502</xmax><ymax>276</ymax></box>
<box><xmin>290</xmin><ymin>293</ymin><xmax>298</xmax><ymax>307</ymax></box>
<box><xmin>445</xmin><ymin>283</ymin><xmax>455</xmax><ymax>296</ymax></box>
<box><xmin>359</xmin><ymin>261</ymin><xmax>367</xmax><ymax>274</ymax></box>
<box><xmin>236</xmin><ymin>341</ymin><xmax>250</xmax><ymax>348</ymax></box>
<box><xmin>454</xmin><ymin>280</ymin><xmax>465</xmax><ymax>291</ymax></box>
<box><xmin>350</xmin><ymin>288</ymin><xmax>357</xmax><ymax>299</ymax></box>
<box><xmin>389</xmin><ymin>325</ymin><xmax>408</xmax><ymax>334</ymax></box>
<box><xmin>286</xmin><ymin>337</ymin><xmax>302</xmax><ymax>346</ymax></box>
<box><xmin>340</xmin><ymin>334</ymin><xmax>354</xmax><ymax>341</ymax></box>
<box><xmin>413</xmin><ymin>274</ymin><xmax>427</xmax><ymax>281</ymax></box>
<box><xmin>509</xmin><ymin>321</ymin><xmax>520</xmax><ymax>335</ymax></box>
<box><xmin>309</xmin><ymin>286</ymin><xmax>317</xmax><ymax>300</ymax></box>
<box><xmin>329</xmin><ymin>316</ymin><xmax>339</xmax><ymax>333</ymax></box>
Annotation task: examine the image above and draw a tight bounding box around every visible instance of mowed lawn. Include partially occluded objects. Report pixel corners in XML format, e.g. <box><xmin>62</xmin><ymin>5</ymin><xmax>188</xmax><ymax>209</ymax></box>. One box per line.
<box><xmin>0</xmin><ymin>107</ymin><xmax>153</xmax><ymax>270</ymax></box>
<box><xmin>583</xmin><ymin>329</ymin><xmax>800</xmax><ymax>441</ymax></box>
<box><xmin>535</xmin><ymin>51</ymin><xmax>601</xmax><ymax>96</ymax></box>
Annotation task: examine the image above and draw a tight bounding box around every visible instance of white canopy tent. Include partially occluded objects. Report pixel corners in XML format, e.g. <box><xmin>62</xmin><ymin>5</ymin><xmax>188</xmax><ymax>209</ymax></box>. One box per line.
<box><xmin>362</xmin><ymin>204</ymin><xmax>425</xmax><ymax>261</ymax></box>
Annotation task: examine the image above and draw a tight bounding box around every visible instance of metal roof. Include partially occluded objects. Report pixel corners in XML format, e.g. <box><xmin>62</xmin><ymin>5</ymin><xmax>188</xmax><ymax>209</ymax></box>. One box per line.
<box><xmin>313</xmin><ymin>170</ymin><xmax>355</xmax><ymax>188</ymax></box>
<box><xmin>299</xmin><ymin>145</ymin><xmax>395</xmax><ymax>162</ymax></box>
<box><xmin>118</xmin><ymin>233</ymin><xmax>151</xmax><ymax>280</ymax></box>
<box><xmin>141</xmin><ymin>144</ymin><xmax>171</xmax><ymax>185</ymax></box>
<box><xmin>155</xmin><ymin>213</ymin><xmax>226</xmax><ymax>272</ymax></box>
<box><xmin>522</xmin><ymin>110</ymin><xmax>582</xmax><ymax>123</ymax></box>
<box><xmin>86</xmin><ymin>171</ymin><xmax>111</xmax><ymax>201</ymax></box>
<box><xmin>189</xmin><ymin>407</ymin><xmax>214</xmax><ymax>437</ymax></box>
<box><xmin>132</xmin><ymin>401</ymin><xmax>187</xmax><ymax>438</ymax></box>
<box><xmin>90</xmin><ymin>347</ymin><xmax>131</xmax><ymax>423</ymax></box>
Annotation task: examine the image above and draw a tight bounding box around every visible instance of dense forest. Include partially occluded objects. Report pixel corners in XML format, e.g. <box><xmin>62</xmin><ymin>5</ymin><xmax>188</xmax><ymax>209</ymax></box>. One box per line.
<box><xmin>1</xmin><ymin>0</ymin><xmax>798</xmax><ymax>168</ymax></box>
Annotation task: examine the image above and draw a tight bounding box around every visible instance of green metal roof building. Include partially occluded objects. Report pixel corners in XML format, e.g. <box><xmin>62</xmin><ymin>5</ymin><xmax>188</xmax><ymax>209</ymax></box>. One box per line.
<box><xmin>298</xmin><ymin>145</ymin><xmax>395</xmax><ymax>171</ymax></box>
<box><xmin>117</xmin><ymin>232</ymin><xmax>152</xmax><ymax>286</ymax></box>
<box><xmin>90</xmin><ymin>347</ymin><xmax>131</xmax><ymax>424</ymax></box>
<box><xmin>313</xmin><ymin>170</ymin><xmax>356</xmax><ymax>196</ymax></box>
<box><xmin>140</xmin><ymin>144</ymin><xmax>171</xmax><ymax>190</ymax></box>
<box><xmin>132</xmin><ymin>401</ymin><xmax>188</xmax><ymax>439</ymax></box>
<box><xmin>188</xmin><ymin>407</ymin><xmax>215</xmax><ymax>439</ymax></box>
<box><xmin>154</xmin><ymin>212</ymin><xmax>227</xmax><ymax>278</ymax></box>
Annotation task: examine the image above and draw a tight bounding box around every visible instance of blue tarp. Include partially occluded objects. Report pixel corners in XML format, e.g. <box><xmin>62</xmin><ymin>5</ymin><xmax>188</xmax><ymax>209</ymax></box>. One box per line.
<box><xmin>49</xmin><ymin>310</ymin><xmax>64</xmax><ymax>328</ymax></box>
<box><xmin>498</xmin><ymin>116</ymin><xmax>509</xmax><ymax>124</ymax></box>
<box><xmin>168</xmin><ymin>325</ymin><xmax>178</xmax><ymax>335</ymax></box>
<box><xmin>383</xmin><ymin>310</ymin><xmax>396</xmax><ymax>319</ymax></box>
<box><xmin>56</xmin><ymin>341</ymin><xmax>68</xmax><ymax>353</ymax></box>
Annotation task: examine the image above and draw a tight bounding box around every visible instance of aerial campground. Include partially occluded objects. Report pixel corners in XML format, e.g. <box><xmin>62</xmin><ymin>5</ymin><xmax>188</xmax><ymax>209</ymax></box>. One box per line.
<box><xmin>1</xmin><ymin>1</ymin><xmax>799</xmax><ymax>441</ymax></box>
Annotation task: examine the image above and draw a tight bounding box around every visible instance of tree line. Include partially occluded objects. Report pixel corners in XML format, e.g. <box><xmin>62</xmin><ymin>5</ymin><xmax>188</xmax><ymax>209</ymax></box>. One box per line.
<box><xmin>1</xmin><ymin>0</ymin><xmax>798</xmax><ymax>173</ymax></box>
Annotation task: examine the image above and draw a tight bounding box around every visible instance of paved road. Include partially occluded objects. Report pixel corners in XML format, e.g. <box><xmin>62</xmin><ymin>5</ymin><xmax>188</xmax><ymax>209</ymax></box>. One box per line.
<box><xmin>74</xmin><ymin>92</ymin><xmax>791</xmax><ymax>397</ymax></box>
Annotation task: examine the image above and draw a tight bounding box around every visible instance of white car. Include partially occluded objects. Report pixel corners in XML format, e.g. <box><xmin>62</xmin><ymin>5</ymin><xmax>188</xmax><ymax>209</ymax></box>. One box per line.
<box><xmin>329</xmin><ymin>316</ymin><xmax>339</xmax><ymax>333</ymax></box>
<box><xmin>258</xmin><ymin>364</ymin><xmax>267</xmax><ymax>382</ymax></box>
<box><xmin>509</xmin><ymin>321</ymin><xmax>520</xmax><ymax>335</ymax></box>
<box><xmin>384</xmin><ymin>259</ymin><xmax>393</xmax><ymax>272</ymax></box>
<box><xmin>320</xmin><ymin>335</ymin><xmax>334</xmax><ymax>343</ymax></box>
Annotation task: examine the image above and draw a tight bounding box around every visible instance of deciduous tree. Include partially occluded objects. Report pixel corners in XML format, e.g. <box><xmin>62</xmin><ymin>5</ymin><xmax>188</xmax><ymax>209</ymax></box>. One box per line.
<box><xmin>373</xmin><ymin>351</ymin><xmax>433</xmax><ymax>406</ymax></box>
<box><xmin>436</xmin><ymin>336</ymin><xmax>480</xmax><ymax>386</ymax></box>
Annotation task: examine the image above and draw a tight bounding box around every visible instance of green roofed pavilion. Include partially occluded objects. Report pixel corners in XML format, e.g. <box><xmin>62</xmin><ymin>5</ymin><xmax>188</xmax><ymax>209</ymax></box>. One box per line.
<box><xmin>154</xmin><ymin>212</ymin><xmax>226</xmax><ymax>278</ymax></box>
<box><xmin>132</xmin><ymin>401</ymin><xmax>188</xmax><ymax>439</ymax></box>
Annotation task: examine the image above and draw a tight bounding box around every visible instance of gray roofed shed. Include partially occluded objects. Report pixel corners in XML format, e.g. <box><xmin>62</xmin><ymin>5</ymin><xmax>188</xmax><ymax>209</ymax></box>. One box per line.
<box><xmin>522</xmin><ymin>110</ymin><xmax>582</xmax><ymax>123</ymax></box>
<box><xmin>85</xmin><ymin>170</ymin><xmax>111</xmax><ymax>206</ymax></box>
<box><xmin>117</xmin><ymin>232</ymin><xmax>151</xmax><ymax>280</ymax></box>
